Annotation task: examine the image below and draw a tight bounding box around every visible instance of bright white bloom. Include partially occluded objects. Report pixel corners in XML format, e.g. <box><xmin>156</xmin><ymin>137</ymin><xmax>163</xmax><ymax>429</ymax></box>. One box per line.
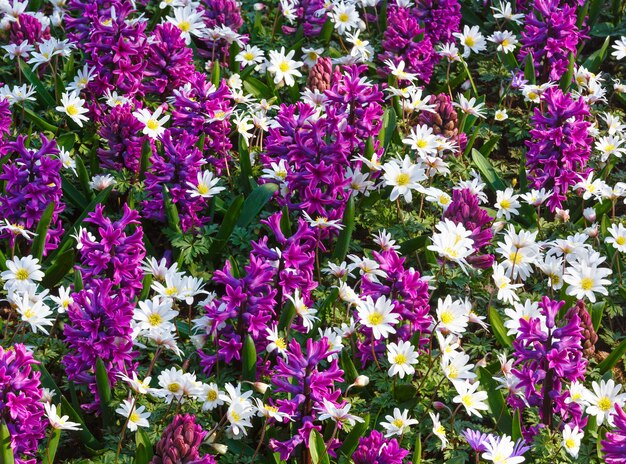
<box><xmin>380</xmin><ymin>408</ymin><xmax>418</xmax><ymax>437</ymax></box>
<box><xmin>607</xmin><ymin>223</ymin><xmax>626</xmax><ymax>252</ymax></box>
<box><xmin>186</xmin><ymin>171</ymin><xmax>225</xmax><ymax>199</ymax></box>
<box><xmin>56</xmin><ymin>92</ymin><xmax>89</xmax><ymax>127</ymax></box>
<box><xmin>563</xmin><ymin>261</ymin><xmax>612</xmax><ymax>303</ymax></box>
<box><xmin>330</xmin><ymin>1</ymin><xmax>360</xmax><ymax>35</ymax></box>
<box><xmin>584</xmin><ymin>379</ymin><xmax>626</xmax><ymax>426</ymax></box>
<box><xmin>118</xmin><ymin>372</ymin><xmax>152</xmax><ymax>395</ymax></box>
<box><xmin>494</xmin><ymin>188</ymin><xmax>521</xmax><ymax>220</ymax></box>
<box><xmin>133</xmin><ymin>296</ymin><xmax>178</xmax><ymax>335</ymax></box>
<box><xmin>301</xmin><ymin>46</ymin><xmax>324</xmax><ymax>67</ymax></box>
<box><xmin>453</xmin><ymin>380</ymin><xmax>489</xmax><ymax>417</ymax></box>
<box><xmin>402</xmin><ymin>124</ymin><xmax>438</xmax><ymax>157</ymax></box>
<box><xmin>155</xmin><ymin>367</ymin><xmax>193</xmax><ymax>404</ymax></box>
<box><xmin>49</xmin><ymin>286</ymin><xmax>73</xmax><ymax>314</ymax></box>
<box><xmin>0</xmin><ymin>220</ymin><xmax>36</xmax><ymax>241</ymax></box>
<box><xmin>1</xmin><ymin>255</ymin><xmax>44</xmax><ymax>290</ymax></box>
<box><xmin>442</xmin><ymin>351</ymin><xmax>476</xmax><ymax>382</ymax></box>
<box><xmin>384</xmin><ymin>59</ymin><xmax>418</xmax><ymax>83</ymax></box>
<box><xmin>166</xmin><ymin>5</ymin><xmax>207</xmax><ymax>44</ymax></box>
<box><xmin>491</xmin><ymin>1</ymin><xmax>524</xmax><ymax>24</ymax></box>
<box><xmin>254</xmin><ymin>398</ymin><xmax>291</xmax><ymax>422</ymax></box>
<box><xmin>316</xmin><ymin>398</ymin><xmax>363</xmax><ymax>426</ymax></box>
<box><xmin>67</xmin><ymin>65</ymin><xmax>95</xmax><ymax>93</ymax></box>
<box><xmin>453</xmin><ymin>25</ymin><xmax>487</xmax><ymax>57</ymax></box>
<box><xmin>427</xmin><ymin>219</ymin><xmax>474</xmax><ymax>271</ymax></box>
<box><xmin>302</xmin><ymin>211</ymin><xmax>344</xmax><ymax>230</ymax></box>
<box><xmin>382</xmin><ymin>156</ymin><xmax>426</xmax><ymax>203</ymax></box>
<box><xmin>423</xmin><ymin>187</ymin><xmax>452</xmax><ymax>210</ymax></box>
<box><xmin>482</xmin><ymin>434</ymin><xmax>525</xmax><ymax>464</ymax></box>
<box><xmin>15</xmin><ymin>293</ymin><xmax>53</xmax><ymax>334</ymax></box>
<box><xmin>436</xmin><ymin>296</ymin><xmax>470</xmax><ymax>335</ymax></box>
<box><xmin>287</xmin><ymin>289</ymin><xmax>319</xmax><ymax>332</ymax></box>
<box><xmin>116</xmin><ymin>400</ymin><xmax>150</xmax><ymax>432</ymax></box>
<box><xmin>236</xmin><ymin>45</ymin><xmax>265</xmax><ymax>67</ymax></box>
<box><xmin>574</xmin><ymin>172</ymin><xmax>607</xmax><ymax>201</ymax></box>
<box><xmin>27</xmin><ymin>39</ymin><xmax>59</xmax><ymax>70</ymax></box>
<box><xmin>44</xmin><ymin>403</ymin><xmax>82</xmax><ymax>431</ymax></box>
<box><xmin>562</xmin><ymin>424</ymin><xmax>583</xmax><ymax>458</ymax></box>
<box><xmin>492</xmin><ymin>263</ymin><xmax>522</xmax><ymax>304</ymax></box>
<box><xmin>612</xmin><ymin>36</ymin><xmax>626</xmax><ymax>60</ymax></box>
<box><xmin>488</xmin><ymin>30</ymin><xmax>518</xmax><ymax>53</ymax></box>
<box><xmin>504</xmin><ymin>300</ymin><xmax>543</xmax><ymax>336</ymax></box>
<box><xmin>197</xmin><ymin>383</ymin><xmax>224</xmax><ymax>411</ymax></box>
<box><xmin>356</xmin><ymin>295</ymin><xmax>400</xmax><ymax>340</ymax></box>
<box><xmin>430</xmin><ymin>412</ymin><xmax>448</xmax><ymax>450</ymax></box>
<box><xmin>265</xmin><ymin>325</ymin><xmax>288</xmax><ymax>358</ymax></box>
<box><xmin>494</xmin><ymin>109</ymin><xmax>508</xmax><ymax>121</ymax></box>
<box><xmin>453</xmin><ymin>94</ymin><xmax>487</xmax><ymax>118</ymax></box>
<box><xmin>89</xmin><ymin>174</ymin><xmax>116</xmax><ymax>191</ymax></box>
<box><xmin>520</xmin><ymin>188</ymin><xmax>549</xmax><ymax>207</ymax></box>
<box><xmin>267</xmin><ymin>47</ymin><xmax>303</xmax><ymax>87</ymax></box>
<box><xmin>596</xmin><ymin>135</ymin><xmax>626</xmax><ymax>162</ymax></box>
<box><xmin>132</xmin><ymin>107</ymin><xmax>170</xmax><ymax>139</ymax></box>
<box><xmin>226</xmin><ymin>401</ymin><xmax>255</xmax><ymax>437</ymax></box>
<box><xmin>1</xmin><ymin>40</ymin><xmax>33</xmax><ymax>59</ymax></box>
<box><xmin>386</xmin><ymin>340</ymin><xmax>418</xmax><ymax>379</ymax></box>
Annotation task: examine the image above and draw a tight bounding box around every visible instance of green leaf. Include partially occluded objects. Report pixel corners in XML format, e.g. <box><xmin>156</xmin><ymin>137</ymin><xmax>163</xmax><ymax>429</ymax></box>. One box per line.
<box><xmin>488</xmin><ymin>306</ymin><xmax>513</xmax><ymax>348</ymax></box>
<box><xmin>209</xmin><ymin>195</ymin><xmax>245</xmax><ymax>257</ymax></box>
<box><xmin>140</xmin><ymin>274</ymin><xmax>153</xmax><ymax>301</ymax></box>
<box><xmin>18</xmin><ymin>60</ymin><xmax>56</xmax><ymax>108</ymax></box>
<box><xmin>61</xmin><ymin>176</ymin><xmax>88</xmax><ymax>209</ymax></box>
<box><xmin>478</xmin><ymin>367</ymin><xmax>513</xmax><ymax>434</ymax></box>
<box><xmin>0</xmin><ymin>421</ymin><xmax>14</xmax><ymax>464</ymax></box>
<box><xmin>332</xmin><ymin>195</ymin><xmax>355</xmax><ymax>262</ymax></box>
<box><xmin>134</xmin><ymin>429</ymin><xmax>153</xmax><ymax>464</ymax></box>
<box><xmin>479</xmin><ymin>136</ymin><xmax>501</xmax><ymax>158</ymax></box>
<box><xmin>598</xmin><ymin>337</ymin><xmax>626</xmax><ymax>374</ymax></box>
<box><xmin>583</xmin><ymin>36</ymin><xmax>611</xmax><ymax>74</ymax></box>
<box><xmin>60</xmin><ymin>396</ymin><xmax>102</xmax><ymax>450</ymax></box>
<box><xmin>211</xmin><ymin>61</ymin><xmax>221</xmax><ymax>87</ymax></box>
<box><xmin>398</xmin><ymin>236</ymin><xmax>426</xmax><ymax>255</ymax></box>
<box><xmin>280</xmin><ymin>206</ymin><xmax>291</xmax><ymax>237</ymax></box>
<box><xmin>340</xmin><ymin>349</ymin><xmax>359</xmax><ymax>385</ymax></box>
<box><xmin>523</xmin><ymin>53</ymin><xmax>536</xmax><ymax>85</ymax></box>
<box><xmin>18</xmin><ymin>105</ymin><xmax>59</xmax><ymax>132</ymax></box>
<box><xmin>393</xmin><ymin>383</ymin><xmax>418</xmax><ymax>402</ymax></box>
<box><xmin>472</xmin><ymin>149</ymin><xmax>506</xmax><ymax>192</ymax></box>
<box><xmin>243</xmin><ymin>77</ymin><xmax>272</xmax><ymax>99</ymax></box>
<box><xmin>31</xmin><ymin>201</ymin><xmax>56</xmax><ymax>261</ymax></box>
<box><xmin>319</xmin><ymin>18</ymin><xmax>334</xmax><ymax>44</ymax></box>
<box><xmin>278</xmin><ymin>300</ymin><xmax>296</xmax><ymax>332</ymax></box>
<box><xmin>512</xmin><ymin>409</ymin><xmax>523</xmax><ymax>441</ymax></box>
<box><xmin>242</xmin><ymin>335</ymin><xmax>257</xmax><ymax>381</ymax></box>
<box><xmin>412</xmin><ymin>433</ymin><xmax>422</xmax><ymax>464</ymax></box>
<box><xmin>162</xmin><ymin>185</ymin><xmax>181</xmax><ymax>234</ymax></box>
<box><xmin>41</xmin><ymin>249</ymin><xmax>74</xmax><ymax>288</ymax></box>
<box><xmin>339</xmin><ymin>413</ymin><xmax>369</xmax><ymax>457</ymax></box>
<box><xmin>559</xmin><ymin>52</ymin><xmax>575</xmax><ymax>91</ymax></box>
<box><xmin>74</xmin><ymin>269</ymin><xmax>84</xmax><ymax>292</ymax></box>
<box><xmin>237</xmin><ymin>183</ymin><xmax>278</xmax><ymax>228</ymax></box>
<box><xmin>238</xmin><ymin>136</ymin><xmax>253</xmax><ymax>194</ymax></box>
<box><xmin>378</xmin><ymin>108</ymin><xmax>397</xmax><ymax>149</ymax></box>
<box><xmin>74</xmin><ymin>155</ymin><xmax>93</xmax><ymax>200</ymax></box>
<box><xmin>42</xmin><ymin>428</ymin><xmax>61</xmax><ymax>464</ymax></box>
<box><xmin>591</xmin><ymin>302</ymin><xmax>604</xmax><ymax>332</ymax></box>
<box><xmin>139</xmin><ymin>139</ymin><xmax>152</xmax><ymax>181</ymax></box>
<box><xmin>308</xmin><ymin>430</ymin><xmax>330</xmax><ymax>464</ymax></box>
<box><xmin>95</xmin><ymin>358</ymin><xmax>113</xmax><ymax>423</ymax></box>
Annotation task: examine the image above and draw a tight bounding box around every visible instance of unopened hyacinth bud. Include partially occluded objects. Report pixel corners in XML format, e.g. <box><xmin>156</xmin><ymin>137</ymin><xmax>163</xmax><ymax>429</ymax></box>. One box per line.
<box><xmin>569</xmin><ymin>300</ymin><xmax>598</xmax><ymax>358</ymax></box>
<box><xmin>150</xmin><ymin>414</ymin><xmax>215</xmax><ymax>464</ymax></box>
<box><xmin>419</xmin><ymin>93</ymin><xmax>459</xmax><ymax>139</ymax></box>
<box><xmin>306</xmin><ymin>57</ymin><xmax>333</xmax><ymax>92</ymax></box>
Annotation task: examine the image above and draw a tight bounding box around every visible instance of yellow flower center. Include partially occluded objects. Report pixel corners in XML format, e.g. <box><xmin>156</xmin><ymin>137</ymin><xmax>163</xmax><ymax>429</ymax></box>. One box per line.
<box><xmin>443</xmin><ymin>247</ymin><xmax>459</xmax><ymax>259</ymax></box>
<box><xmin>367</xmin><ymin>312</ymin><xmax>383</xmax><ymax>326</ymax></box>
<box><xmin>266</xmin><ymin>405</ymin><xmax>278</xmax><ymax>413</ymax></box>
<box><xmin>276</xmin><ymin>337</ymin><xmax>287</xmax><ymax>350</ymax></box>
<box><xmin>146</xmin><ymin>119</ymin><xmax>159</xmax><ymax>131</ymax></box>
<box><xmin>147</xmin><ymin>313</ymin><xmax>163</xmax><ymax>327</ymax></box>
<box><xmin>461</xmin><ymin>394</ymin><xmax>473</xmax><ymax>407</ymax></box>
<box><xmin>178</xmin><ymin>20</ymin><xmax>191</xmax><ymax>32</ymax></box>
<box><xmin>598</xmin><ymin>396</ymin><xmax>613</xmax><ymax>411</ymax></box>
<box><xmin>565</xmin><ymin>438</ymin><xmax>575</xmax><ymax>449</ymax></box>
<box><xmin>197</xmin><ymin>183</ymin><xmax>209</xmax><ymax>195</ymax></box>
<box><xmin>207</xmin><ymin>389</ymin><xmax>218</xmax><ymax>401</ymax></box>
<box><xmin>448</xmin><ymin>365</ymin><xmax>458</xmax><ymax>379</ymax></box>
<box><xmin>580</xmin><ymin>277</ymin><xmax>594</xmax><ymax>291</ymax></box>
<box><xmin>440</xmin><ymin>311</ymin><xmax>453</xmax><ymax>325</ymax></box>
<box><xmin>130</xmin><ymin>412</ymin><xmax>140</xmax><ymax>423</ymax></box>
<box><xmin>168</xmin><ymin>382</ymin><xmax>180</xmax><ymax>393</ymax></box>
<box><xmin>464</xmin><ymin>36</ymin><xmax>476</xmax><ymax>47</ymax></box>
<box><xmin>499</xmin><ymin>199</ymin><xmax>511</xmax><ymax>209</ymax></box>
<box><xmin>392</xmin><ymin>418</ymin><xmax>404</xmax><ymax>428</ymax></box>
<box><xmin>279</xmin><ymin>61</ymin><xmax>290</xmax><ymax>73</ymax></box>
<box><xmin>439</xmin><ymin>195</ymin><xmax>450</xmax><ymax>205</ymax></box>
<box><xmin>66</xmin><ymin>104</ymin><xmax>78</xmax><ymax>116</ymax></box>
<box><xmin>338</xmin><ymin>12</ymin><xmax>349</xmax><ymax>22</ymax></box>
<box><xmin>501</xmin><ymin>39</ymin><xmax>510</xmax><ymax>48</ymax></box>
<box><xmin>230</xmin><ymin>410</ymin><xmax>241</xmax><ymax>422</ymax></box>
<box><xmin>508</xmin><ymin>252</ymin><xmax>523</xmax><ymax>265</ymax></box>
<box><xmin>394</xmin><ymin>354</ymin><xmax>407</xmax><ymax>364</ymax></box>
<box><xmin>395</xmin><ymin>173</ymin><xmax>410</xmax><ymax>186</ymax></box>
<box><xmin>244</xmin><ymin>52</ymin><xmax>254</xmax><ymax>61</ymax></box>
<box><xmin>165</xmin><ymin>286</ymin><xmax>178</xmax><ymax>296</ymax></box>
<box><xmin>15</xmin><ymin>268</ymin><xmax>29</xmax><ymax>280</ymax></box>
<box><xmin>24</xmin><ymin>309</ymin><xmax>34</xmax><ymax>319</ymax></box>
<box><xmin>617</xmin><ymin>236</ymin><xmax>625</xmax><ymax>245</ymax></box>
<box><xmin>417</xmin><ymin>139</ymin><xmax>428</xmax><ymax>148</ymax></box>
<box><xmin>606</xmin><ymin>144</ymin><xmax>615</xmax><ymax>152</ymax></box>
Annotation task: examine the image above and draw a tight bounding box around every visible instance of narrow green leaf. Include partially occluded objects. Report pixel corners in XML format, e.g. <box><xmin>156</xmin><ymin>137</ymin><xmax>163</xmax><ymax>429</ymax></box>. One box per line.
<box><xmin>512</xmin><ymin>409</ymin><xmax>523</xmax><ymax>441</ymax></box>
<box><xmin>74</xmin><ymin>269</ymin><xmax>84</xmax><ymax>291</ymax></box>
<box><xmin>134</xmin><ymin>429</ymin><xmax>153</xmax><ymax>464</ymax></box>
<box><xmin>378</xmin><ymin>108</ymin><xmax>397</xmax><ymax>149</ymax></box>
<box><xmin>308</xmin><ymin>430</ymin><xmax>330</xmax><ymax>464</ymax></box>
<box><xmin>95</xmin><ymin>358</ymin><xmax>113</xmax><ymax>422</ymax></box>
<box><xmin>209</xmin><ymin>195</ymin><xmax>245</xmax><ymax>256</ymax></box>
<box><xmin>18</xmin><ymin>60</ymin><xmax>55</xmax><ymax>108</ymax></box>
<box><xmin>559</xmin><ymin>52</ymin><xmax>575</xmax><ymax>91</ymax></box>
<box><xmin>243</xmin><ymin>77</ymin><xmax>272</xmax><ymax>99</ymax></box>
<box><xmin>319</xmin><ymin>18</ymin><xmax>334</xmax><ymax>44</ymax></box>
<box><xmin>31</xmin><ymin>201</ymin><xmax>56</xmax><ymax>261</ymax></box>
<box><xmin>412</xmin><ymin>433</ymin><xmax>422</xmax><ymax>464</ymax></box>
<box><xmin>340</xmin><ymin>349</ymin><xmax>359</xmax><ymax>385</ymax></box>
<box><xmin>18</xmin><ymin>105</ymin><xmax>59</xmax><ymax>132</ymax></box>
<box><xmin>488</xmin><ymin>306</ymin><xmax>513</xmax><ymax>348</ymax></box>
<box><xmin>74</xmin><ymin>155</ymin><xmax>93</xmax><ymax>200</ymax></box>
<box><xmin>61</xmin><ymin>176</ymin><xmax>88</xmax><ymax>209</ymax></box>
<box><xmin>211</xmin><ymin>61</ymin><xmax>221</xmax><ymax>87</ymax></box>
<box><xmin>472</xmin><ymin>149</ymin><xmax>506</xmax><ymax>192</ymax></box>
<box><xmin>591</xmin><ymin>302</ymin><xmax>604</xmax><ymax>332</ymax></box>
<box><xmin>479</xmin><ymin>136</ymin><xmax>501</xmax><ymax>158</ymax></box>
<box><xmin>60</xmin><ymin>396</ymin><xmax>102</xmax><ymax>450</ymax></box>
<box><xmin>238</xmin><ymin>136</ymin><xmax>253</xmax><ymax>194</ymax></box>
<box><xmin>278</xmin><ymin>300</ymin><xmax>296</xmax><ymax>332</ymax></box>
<box><xmin>279</xmin><ymin>206</ymin><xmax>291</xmax><ymax>237</ymax></box>
<box><xmin>331</xmin><ymin>195</ymin><xmax>355</xmax><ymax>261</ymax></box>
<box><xmin>139</xmin><ymin>274</ymin><xmax>153</xmax><ymax>301</ymax></box>
<box><xmin>523</xmin><ymin>53</ymin><xmax>536</xmax><ymax>85</ymax></box>
<box><xmin>478</xmin><ymin>367</ymin><xmax>513</xmax><ymax>434</ymax></box>
<box><xmin>398</xmin><ymin>236</ymin><xmax>426</xmax><ymax>255</ymax></box>
<box><xmin>339</xmin><ymin>414</ymin><xmax>369</xmax><ymax>457</ymax></box>
<box><xmin>0</xmin><ymin>421</ymin><xmax>14</xmax><ymax>464</ymax></box>
<box><xmin>42</xmin><ymin>428</ymin><xmax>61</xmax><ymax>464</ymax></box>
<box><xmin>242</xmin><ymin>335</ymin><xmax>257</xmax><ymax>381</ymax></box>
<box><xmin>139</xmin><ymin>139</ymin><xmax>152</xmax><ymax>181</ymax></box>
<box><xmin>598</xmin><ymin>338</ymin><xmax>626</xmax><ymax>374</ymax></box>
<box><xmin>162</xmin><ymin>185</ymin><xmax>181</xmax><ymax>233</ymax></box>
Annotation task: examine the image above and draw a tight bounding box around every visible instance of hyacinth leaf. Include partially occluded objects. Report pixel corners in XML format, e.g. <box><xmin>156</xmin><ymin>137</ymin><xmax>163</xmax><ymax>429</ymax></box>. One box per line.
<box><xmin>135</xmin><ymin>429</ymin><xmax>153</xmax><ymax>464</ymax></box>
<box><xmin>597</xmin><ymin>426</ymin><xmax>607</xmax><ymax>460</ymax></box>
<box><xmin>320</xmin><ymin>18</ymin><xmax>334</xmax><ymax>44</ymax></box>
<box><xmin>75</xmin><ymin>155</ymin><xmax>94</xmax><ymax>201</ymax></box>
<box><xmin>0</xmin><ymin>421</ymin><xmax>14</xmax><ymax>464</ymax></box>
<box><xmin>587</xmin><ymin>0</ymin><xmax>604</xmax><ymax>28</ymax></box>
<box><xmin>598</xmin><ymin>337</ymin><xmax>626</xmax><ymax>374</ymax></box>
<box><xmin>471</xmin><ymin>149</ymin><xmax>506</xmax><ymax>193</ymax></box>
<box><xmin>498</xmin><ymin>51</ymin><xmax>518</xmax><ymax>72</ymax></box>
<box><xmin>139</xmin><ymin>274</ymin><xmax>153</xmax><ymax>301</ymax></box>
<box><xmin>280</xmin><ymin>205</ymin><xmax>291</xmax><ymax>236</ymax></box>
<box><xmin>559</xmin><ymin>52</ymin><xmax>575</xmax><ymax>91</ymax></box>
<box><xmin>95</xmin><ymin>358</ymin><xmax>113</xmax><ymax>423</ymax></box>
<box><xmin>378</xmin><ymin>107</ymin><xmax>397</xmax><ymax>149</ymax></box>
<box><xmin>42</xmin><ymin>428</ymin><xmax>61</xmax><ymax>464</ymax></box>
<box><xmin>339</xmin><ymin>413</ymin><xmax>369</xmax><ymax>458</ymax></box>
<box><xmin>412</xmin><ymin>433</ymin><xmax>422</xmax><ymax>464</ymax></box>
<box><xmin>211</xmin><ymin>61</ymin><xmax>221</xmax><ymax>87</ymax></box>
<box><xmin>582</xmin><ymin>36</ymin><xmax>611</xmax><ymax>73</ymax></box>
<box><xmin>238</xmin><ymin>136</ymin><xmax>253</xmax><ymax>194</ymax></box>
<box><xmin>340</xmin><ymin>349</ymin><xmax>359</xmax><ymax>385</ymax></box>
<box><xmin>74</xmin><ymin>268</ymin><xmax>84</xmax><ymax>291</ymax></box>
<box><xmin>394</xmin><ymin>384</ymin><xmax>418</xmax><ymax>402</ymax></box>
<box><xmin>332</xmin><ymin>195</ymin><xmax>355</xmax><ymax>261</ymax></box>
<box><xmin>56</xmin><ymin>132</ymin><xmax>76</xmax><ymax>151</ymax></box>
<box><xmin>479</xmin><ymin>135</ymin><xmax>500</xmax><ymax>158</ymax></box>
<box><xmin>512</xmin><ymin>409</ymin><xmax>523</xmax><ymax>441</ymax></box>
<box><xmin>31</xmin><ymin>201</ymin><xmax>56</xmax><ymax>261</ymax></box>
<box><xmin>242</xmin><ymin>334</ymin><xmax>257</xmax><ymax>381</ymax></box>
<box><xmin>478</xmin><ymin>367</ymin><xmax>513</xmax><ymax>434</ymax></box>
<box><xmin>209</xmin><ymin>195</ymin><xmax>245</xmax><ymax>257</ymax></box>
<box><xmin>139</xmin><ymin>138</ymin><xmax>152</xmax><ymax>181</ymax></box>
<box><xmin>308</xmin><ymin>429</ymin><xmax>330</xmax><ymax>464</ymax></box>
<box><xmin>19</xmin><ymin>105</ymin><xmax>59</xmax><ymax>133</ymax></box>
<box><xmin>379</xmin><ymin>0</ymin><xmax>387</xmax><ymax>31</ymax></box>
<box><xmin>523</xmin><ymin>53</ymin><xmax>536</xmax><ymax>85</ymax></box>
<box><xmin>18</xmin><ymin>59</ymin><xmax>56</xmax><ymax>108</ymax></box>
<box><xmin>243</xmin><ymin>76</ymin><xmax>272</xmax><ymax>99</ymax></box>
<box><xmin>60</xmin><ymin>396</ymin><xmax>102</xmax><ymax>451</ymax></box>
<box><xmin>229</xmin><ymin>41</ymin><xmax>240</xmax><ymax>72</ymax></box>
<box><xmin>488</xmin><ymin>306</ymin><xmax>513</xmax><ymax>348</ymax></box>
<box><xmin>399</xmin><ymin>236</ymin><xmax>427</xmax><ymax>255</ymax></box>
<box><xmin>61</xmin><ymin>176</ymin><xmax>88</xmax><ymax>209</ymax></box>
<box><xmin>591</xmin><ymin>302</ymin><xmax>604</xmax><ymax>332</ymax></box>
<box><xmin>162</xmin><ymin>185</ymin><xmax>181</xmax><ymax>234</ymax></box>
<box><xmin>278</xmin><ymin>299</ymin><xmax>296</xmax><ymax>332</ymax></box>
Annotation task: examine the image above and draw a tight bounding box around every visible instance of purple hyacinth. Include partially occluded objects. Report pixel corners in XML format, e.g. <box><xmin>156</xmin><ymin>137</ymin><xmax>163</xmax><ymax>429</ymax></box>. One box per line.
<box><xmin>415</xmin><ymin>0</ymin><xmax>461</xmax><ymax>44</ymax></box>
<box><xmin>142</xmin><ymin>129</ymin><xmax>209</xmax><ymax>232</ymax></box>
<box><xmin>0</xmin><ymin>97</ymin><xmax>10</xmax><ymax>145</ymax></box>
<box><xmin>63</xmin><ymin>279</ymin><xmax>137</xmax><ymax>412</ymax></box>
<box><xmin>0</xmin><ymin>344</ymin><xmax>46</xmax><ymax>464</ymax></box>
<box><xmin>269</xmin><ymin>338</ymin><xmax>344</xmax><ymax>461</ymax></box>
<box><xmin>77</xmin><ymin>204</ymin><xmax>146</xmax><ymax>298</ymax></box>
<box><xmin>150</xmin><ymin>414</ymin><xmax>216</xmax><ymax>464</ymax></box>
<box><xmin>142</xmin><ymin>23</ymin><xmax>196</xmax><ymax>97</ymax></box>
<box><xmin>518</xmin><ymin>0</ymin><xmax>586</xmax><ymax>81</ymax></box>
<box><xmin>444</xmin><ymin>188</ymin><xmax>494</xmax><ymax>268</ymax></box>
<box><xmin>0</xmin><ymin>135</ymin><xmax>65</xmax><ymax>254</ymax></box>
<box><xmin>170</xmin><ymin>73</ymin><xmax>233</xmax><ymax>173</ymax></box>
<box><xmin>510</xmin><ymin>297</ymin><xmax>587</xmax><ymax>430</ymax></box>
<box><xmin>196</xmin><ymin>0</ymin><xmax>244</xmax><ymax>64</ymax></box>
<box><xmin>379</xmin><ymin>5</ymin><xmax>438</xmax><ymax>83</ymax></box>
<box><xmin>9</xmin><ymin>12</ymin><xmax>50</xmax><ymax>46</ymax></box>
<box><xmin>353</xmin><ymin>430</ymin><xmax>410</xmax><ymax>464</ymax></box>
<box><xmin>65</xmin><ymin>0</ymin><xmax>116</xmax><ymax>43</ymax></box>
<box><xmin>98</xmin><ymin>103</ymin><xmax>152</xmax><ymax>173</ymax></box>
<box><xmin>525</xmin><ymin>87</ymin><xmax>592</xmax><ymax>211</ymax></box>
<box><xmin>602</xmin><ymin>404</ymin><xmax>626</xmax><ymax>463</ymax></box>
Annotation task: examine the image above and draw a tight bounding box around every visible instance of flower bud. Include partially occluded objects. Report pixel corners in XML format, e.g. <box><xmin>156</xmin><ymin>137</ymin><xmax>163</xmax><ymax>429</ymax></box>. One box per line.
<box><xmin>210</xmin><ymin>443</ymin><xmax>228</xmax><ymax>455</ymax></box>
<box><xmin>491</xmin><ymin>221</ymin><xmax>506</xmax><ymax>233</ymax></box>
<box><xmin>354</xmin><ymin>375</ymin><xmax>369</xmax><ymax>387</ymax></box>
<box><xmin>555</xmin><ymin>208</ymin><xmax>570</xmax><ymax>223</ymax></box>
<box><xmin>583</xmin><ymin>207</ymin><xmax>596</xmax><ymax>222</ymax></box>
